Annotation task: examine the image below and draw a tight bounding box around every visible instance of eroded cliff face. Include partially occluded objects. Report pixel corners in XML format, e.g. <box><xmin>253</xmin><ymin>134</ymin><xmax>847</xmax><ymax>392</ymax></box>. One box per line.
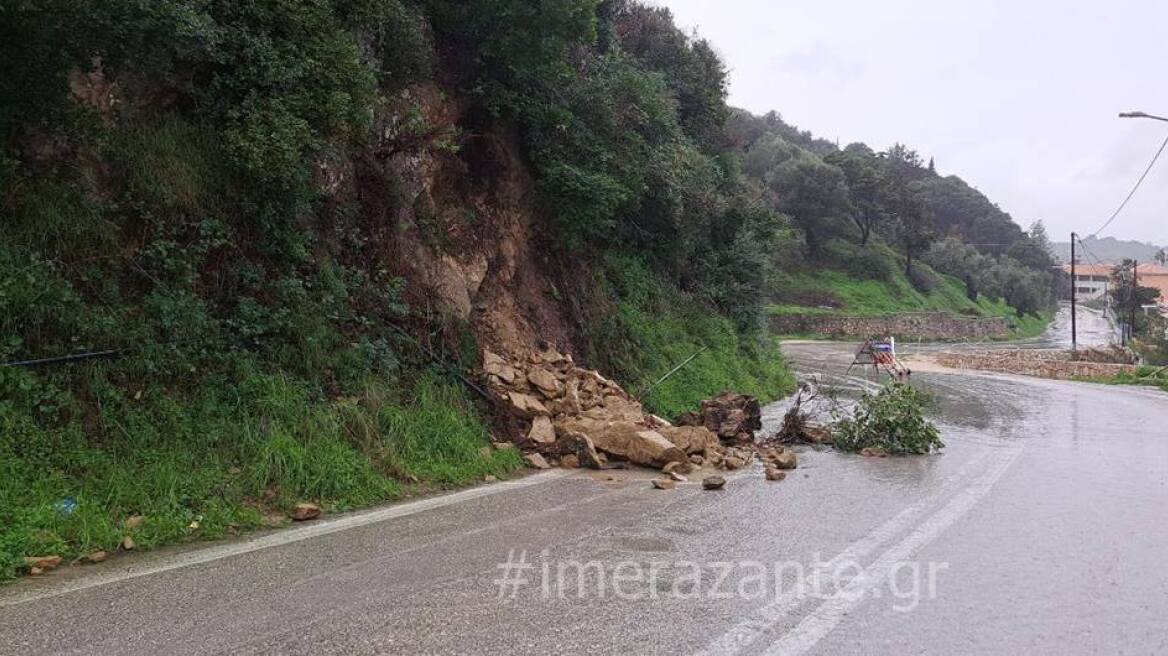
<box><xmin>330</xmin><ymin>82</ymin><xmax>583</xmax><ymax>358</ymax></box>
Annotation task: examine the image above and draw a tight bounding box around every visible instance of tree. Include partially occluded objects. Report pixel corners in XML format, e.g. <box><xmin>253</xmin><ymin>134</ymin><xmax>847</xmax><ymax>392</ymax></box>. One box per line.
<box><xmin>769</xmin><ymin>155</ymin><xmax>851</xmax><ymax>258</ymax></box>
<box><xmin>604</xmin><ymin>1</ymin><xmax>729</xmax><ymax>150</ymax></box>
<box><xmin>832</xmin><ymin>383</ymin><xmax>944</xmax><ymax>455</ymax></box>
<box><xmin>888</xmin><ymin>180</ymin><xmax>936</xmax><ymax>275</ymax></box>
<box><xmin>979</xmin><ymin>257</ymin><xmax>1051</xmax><ymax>317</ymax></box>
<box><xmin>825</xmin><ymin>147</ymin><xmax>888</xmax><ymax>245</ymax></box>
<box><xmin>1110</xmin><ymin>260</ymin><xmax>1161</xmax><ymax>337</ymax></box>
<box><xmin>925</xmin><ymin>237</ymin><xmax>987</xmax><ymax>300</ymax></box>
<box><xmin>1006</xmin><ymin>221</ymin><xmax>1057</xmax><ymax>271</ymax></box>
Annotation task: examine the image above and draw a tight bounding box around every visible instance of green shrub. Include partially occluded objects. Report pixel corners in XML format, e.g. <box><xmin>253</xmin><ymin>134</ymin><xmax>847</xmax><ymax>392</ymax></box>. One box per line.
<box><xmin>833</xmin><ymin>383</ymin><xmax>944</xmax><ymax>455</ymax></box>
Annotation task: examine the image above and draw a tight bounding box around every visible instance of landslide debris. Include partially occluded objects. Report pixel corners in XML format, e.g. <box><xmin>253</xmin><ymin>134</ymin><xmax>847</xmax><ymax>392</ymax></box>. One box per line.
<box><xmin>483</xmin><ymin>346</ymin><xmax>714</xmax><ymax>469</ymax></box>
<box><xmin>483</xmin><ymin>346</ymin><xmax>800</xmax><ymax>485</ymax></box>
<box><xmin>676</xmin><ymin>391</ymin><xmax>762</xmax><ymax>444</ymax></box>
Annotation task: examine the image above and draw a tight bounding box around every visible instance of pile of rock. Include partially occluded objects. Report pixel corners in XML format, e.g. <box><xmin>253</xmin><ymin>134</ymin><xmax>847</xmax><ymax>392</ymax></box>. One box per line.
<box><xmin>483</xmin><ymin>347</ymin><xmax>800</xmax><ymax>486</ymax></box>
<box><xmin>676</xmin><ymin>392</ymin><xmax>762</xmax><ymax>444</ymax></box>
<box><xmin>759</xmin><ymin>446</ymin><xmax>798</xmax><ymax>481</ymax></box>
<box><xmin>483</xmin><ymin>347</ymin><xmax>718</xmax><ymax>469</ymax></box>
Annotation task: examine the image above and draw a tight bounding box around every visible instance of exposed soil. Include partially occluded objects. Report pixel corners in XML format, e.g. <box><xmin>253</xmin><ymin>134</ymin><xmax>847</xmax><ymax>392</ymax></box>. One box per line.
<box><xmin>349</xmin><ymin>83</ymin><xmax>580</xmax><ymax>359</ymax></box>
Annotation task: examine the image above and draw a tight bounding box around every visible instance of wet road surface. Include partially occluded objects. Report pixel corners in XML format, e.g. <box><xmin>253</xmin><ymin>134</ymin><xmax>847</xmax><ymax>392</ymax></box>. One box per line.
<box><xmin>3</xmin><ymin>318</ymin><xmax>1167</xmax><ymax>655</ymax></box>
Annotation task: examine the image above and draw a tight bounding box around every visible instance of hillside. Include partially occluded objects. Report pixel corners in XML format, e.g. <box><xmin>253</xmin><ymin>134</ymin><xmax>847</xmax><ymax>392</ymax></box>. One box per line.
<box><xmin>1</xmin><ymin>0</ymin><xmax>1052</xmax><ymax>579</ymax></box>
<box><xmin>766</xmin><ymin>242</ymin><xmax>1051</xmax><ymax>338</ymax></box>
<box><xmin>1051</xmin><ymin>236</ymin><xmax>1164</xmax><ymax>264</ymax></box>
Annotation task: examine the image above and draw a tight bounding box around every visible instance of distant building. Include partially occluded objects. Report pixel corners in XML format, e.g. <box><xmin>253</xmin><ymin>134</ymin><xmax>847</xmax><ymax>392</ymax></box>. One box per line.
<box><xmin>1062</xmin><ymin>264</ymin><xmax>1112</xmax><ymax>301</ymax></box>
<box><xmin>1136</xmin><ymin>262</ymin><xmax>1168</xmax><ymax>309</ymax></box>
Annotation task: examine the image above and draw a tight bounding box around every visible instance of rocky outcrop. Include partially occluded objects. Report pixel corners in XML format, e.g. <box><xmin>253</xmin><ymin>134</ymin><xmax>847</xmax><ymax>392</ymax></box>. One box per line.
<box><xmin>483</xmin><ymin>346</ymin><xmax>711</xmax><ymax>468</ymax></box>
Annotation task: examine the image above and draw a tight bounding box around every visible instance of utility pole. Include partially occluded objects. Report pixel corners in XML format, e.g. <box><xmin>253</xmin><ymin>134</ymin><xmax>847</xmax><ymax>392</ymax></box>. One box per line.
<box><xmin>1070</xmin><ymin>232</ymin><xmax>1077</xmax><ymax>353</ymax></box>
<box><xmin>1131</xmin><ymin>259</ymin><xmax>1139</xmax><ymax>343</ymax></box>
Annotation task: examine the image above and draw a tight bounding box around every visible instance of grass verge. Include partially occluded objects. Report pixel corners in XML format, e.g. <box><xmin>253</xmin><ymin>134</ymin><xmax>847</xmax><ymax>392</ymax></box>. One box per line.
<box><xmin>585</xmin><ymin>255</ymin><xmax>796</xmax><ymax>419</ymax></box>
<box><xmin>0</xmin><ymin>364</ymin><xmax>521</xmax><ymax>582</ymax></box>
<box><xmin>1078</xmin><ymin>366</ymin><xmax>1168</xmax><ymax>392</ymax></box>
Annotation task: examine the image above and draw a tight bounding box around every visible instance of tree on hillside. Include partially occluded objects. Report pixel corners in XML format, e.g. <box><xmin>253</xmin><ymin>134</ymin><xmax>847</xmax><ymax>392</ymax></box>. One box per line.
<box><xmin>882</xmin><ymin>143</ymin><xmax>927</xmax><ymax>183</ymax></box>
<box><xmin>743</xmin><ymin>133</ymin><xmax>799</xmax><ymax>179</ymax></box>
<box><xmin>925</xmin><ymin>237</ymin><xmax>987</xmax><ymax>300</ymax></box>
<box><xmin>769</xmin><ymin>155</ymin><xmax>851</xmax><ymax>257</ymax></box>
<box><xmin>602</xmin><ymin>1</ymin><xmax>729</xmax><ymax>149</ymax></box>
<box><xmin>1006</xmin><ymin>221</ymin><xmax>1056</xmax><ymax>271</ymax></box>
<box><xmin>888</xmin><ymin>180</ymin><xmax>937</xmax><ymax>276</ymax></box>
<box><xmin>826</xmin><ymin>146</ymin><xmax>888</xmax><ymax>245</ymax></box>
<box><xmin>425</xmin><ymin>0</ymin><xmax>600</xmax><ymax>88</ymax></box>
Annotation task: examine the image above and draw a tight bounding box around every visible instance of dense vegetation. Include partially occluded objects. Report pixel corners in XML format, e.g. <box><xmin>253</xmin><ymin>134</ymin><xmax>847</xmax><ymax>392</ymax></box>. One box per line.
<box><xmin>725</xmin><ymin>111</ymin><xmax>1063</xmax><ymax>319</ymax></box>
<box><xmin>0</xmin><ymin>0</ymin><xmax>511</xmax><ymax>580</ymax></box>
<box><xmin>1</xmin><ymin>0</ymin><xmax>1055</xmax><ymax>578</ymax></box>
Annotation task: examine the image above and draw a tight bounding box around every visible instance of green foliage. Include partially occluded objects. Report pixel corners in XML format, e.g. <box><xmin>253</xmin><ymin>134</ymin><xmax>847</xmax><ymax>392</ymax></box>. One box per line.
<box><xmin>3</xmin><ymin>0</ymin><xmax>434</xmax><ymax>230</ymax></box>
<box><xmin>424</xmin><ymin>0</ymin><xmax>600</xmax><ymax>90</ymax></box>
<box><xmin>584</xmin><ymin>256</ymin><xmax>794</xmax><ymax>419</ymax></box>
<box><xmin>1097</xmin><ymin>364</ymin><xmax>1168</xmax><ymax>390</ymax></box>
<box><xmin>0</xmin><ymin>363</ymin><xmax>519</xmax><ymax>581</ymax></box>
<box><xmin>769</xmin><ymin>244</ymin><xmax>986</xmax><ymax>317</ymax></box>
<box><xmin>523</xmin><ymin>52</ymin><xmax>683</xmax><ymax>246</ymax></box>
<box><xmin>603</xmin><ymin>1</ymin><xmax>728</xmax><ymax>148</ymax></box>
<box><xmin>768</xmin><ymin>154</ymin><xmax>852</xmax><ymax>256</ymax></box>
<box><xmin>833</xmin><ymin>383</ymin><xmax>944</xmax><ymax>455</ymax></box>
<box><xmin>733</xmin><ymin>113</ymin><xmax>1056</xmax><ymax>317</ymax></box>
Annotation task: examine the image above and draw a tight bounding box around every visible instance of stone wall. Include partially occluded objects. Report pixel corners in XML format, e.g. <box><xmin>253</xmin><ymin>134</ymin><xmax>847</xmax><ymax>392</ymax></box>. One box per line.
<box><xmin>770</xmin><ymin>312</ymin><xmax>1010</xmax><ymax>340</ymax></box>
<box><xmin>934</xmin><ymin>349</ymin><xmax>1137</xmax><ymax>380</ymax></box>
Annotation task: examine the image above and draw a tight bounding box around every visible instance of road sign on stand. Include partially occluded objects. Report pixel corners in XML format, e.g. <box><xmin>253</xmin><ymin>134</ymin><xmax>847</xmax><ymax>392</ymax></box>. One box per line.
<box><xmin>846</xmin><ymin>338</ymin><xmax>911</xmax><ymax>380</ymax></box>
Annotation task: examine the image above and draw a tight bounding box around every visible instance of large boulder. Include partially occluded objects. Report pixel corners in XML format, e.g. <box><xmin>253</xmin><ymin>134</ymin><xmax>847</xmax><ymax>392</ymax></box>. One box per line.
<box><xmin>527</xmin><ymin>415</ymin><xmax>556</xmax><ymax>444</ymax></box>
<box><xmin>679</xmin><ymin>392</ymin><xmax>763</xmax><ymax>443</ymax></box>
<box><xmin>527</xmin><ymin>367</ymin><xmax>561</xmax><ymax>397</ymax></box>
<box><xmin>507</xmin><ymin>392</ymin><xmax>550</xmax><ymax>418</ymax></box>
<box><xmin>659</xmin><ymin>425</ymin><xmax>718</xmax><ymax>455</ymax></box>
<box><xmin>555</xmin><ymin>417</ymin><xmax>686</xmax><ymax>467</ymax></box>
<box><xmin>551</xmin><ymin>430</ymin><xmax>604</xmax><ymax>469</ymax></box>
<box><xmin>598</xmin><ymin>395</ymin><xmax>645</xmax><ymax>423</ymax></box>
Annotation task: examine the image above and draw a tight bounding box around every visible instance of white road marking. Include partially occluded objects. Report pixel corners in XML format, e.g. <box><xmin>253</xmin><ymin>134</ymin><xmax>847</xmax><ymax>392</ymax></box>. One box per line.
<box><xmin>694</xmin><ymin>449</ymin><xmax>1000</xmax><ymax>656</ymax></box>
<box><xmin>0</xmin><ymin>470</ymin><xmax>572</xmax><ymax>607</ymax></box>
<box><xmin>760</xmin><ymin>447</ymin><xmax>1022</xmax><ymax>656</ymax></box>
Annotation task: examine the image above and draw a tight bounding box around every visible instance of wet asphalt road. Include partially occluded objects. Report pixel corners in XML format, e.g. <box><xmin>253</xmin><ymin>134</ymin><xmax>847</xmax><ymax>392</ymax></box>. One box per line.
<box><xmin>3</xmin><ymin>310</ymin><xmax>1167</xmax><ymax>655</ymax></box>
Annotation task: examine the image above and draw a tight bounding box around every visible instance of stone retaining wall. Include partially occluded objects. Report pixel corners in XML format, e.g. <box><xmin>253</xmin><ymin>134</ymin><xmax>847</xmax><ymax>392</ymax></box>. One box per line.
<box><xmin>935</xmin><ymin>350</ymin><xmax>1137</xmax><ymax>380</ymax></box>
<box><xmin>770</xmin><ymin>312</ymin><xmax>1009</xmax><ymax>340</ymax></box>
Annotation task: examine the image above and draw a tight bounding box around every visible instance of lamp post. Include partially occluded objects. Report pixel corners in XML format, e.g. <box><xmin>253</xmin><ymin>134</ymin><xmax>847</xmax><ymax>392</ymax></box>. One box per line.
<box><xmin>1120</xmin><ymin>111</ymin><xmax>1168</xmax><ymax>123</ymax></box>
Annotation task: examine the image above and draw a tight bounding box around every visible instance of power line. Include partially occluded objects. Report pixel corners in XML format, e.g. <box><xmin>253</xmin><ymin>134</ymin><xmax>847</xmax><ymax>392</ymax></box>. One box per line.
<box><xmin>1091</xmin><ymin>131</ymin><xmax>1168</xmax><ymax>237</ymax></box>
<box><xmin>1075</xmin><ymin>236</ymin><xmax>1108</xmax><ymax>270</ymax></box>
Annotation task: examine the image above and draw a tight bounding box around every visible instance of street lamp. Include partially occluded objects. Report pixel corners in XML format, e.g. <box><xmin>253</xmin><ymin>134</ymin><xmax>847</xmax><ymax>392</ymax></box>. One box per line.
<box><xmin>1120</xmin><ymin>111</ymin><xmax>1168</xmax><ymax>122</ymax></box>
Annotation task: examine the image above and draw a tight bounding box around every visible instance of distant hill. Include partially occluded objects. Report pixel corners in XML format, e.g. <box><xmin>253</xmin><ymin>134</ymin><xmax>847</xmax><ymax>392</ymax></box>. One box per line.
<box><xmin>1051</xmin><ymin>236</ymin><xmax>1164</xmax><ymax>264</ymax></box>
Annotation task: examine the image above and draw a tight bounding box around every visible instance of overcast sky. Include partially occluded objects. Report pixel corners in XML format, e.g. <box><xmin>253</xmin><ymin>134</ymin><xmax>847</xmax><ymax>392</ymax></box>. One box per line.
<box><xmin>657</xmin><ymin>0</ymin><xmax>1168</xmax><ymax>245</ymax></box>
